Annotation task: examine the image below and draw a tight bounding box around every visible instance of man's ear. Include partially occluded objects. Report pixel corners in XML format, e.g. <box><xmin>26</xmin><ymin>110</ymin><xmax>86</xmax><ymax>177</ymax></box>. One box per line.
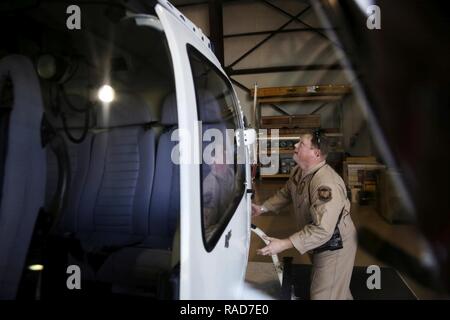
<box><xmin>315</xmin><ymin>149</ymin><xmax>321</xmax><ymax>158</ymax></box>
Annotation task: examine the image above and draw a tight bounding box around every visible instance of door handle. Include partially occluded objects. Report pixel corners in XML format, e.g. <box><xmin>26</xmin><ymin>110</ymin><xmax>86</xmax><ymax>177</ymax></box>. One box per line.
<box><xmin>225</xmin><ymin>230</ymin><xmax>232</xmax><ymax>248</ymax></box>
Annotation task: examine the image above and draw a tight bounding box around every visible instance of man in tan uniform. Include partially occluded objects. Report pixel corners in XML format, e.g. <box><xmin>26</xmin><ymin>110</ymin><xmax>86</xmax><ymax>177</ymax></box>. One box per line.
<box><xmin>253</xmin><ymin>130</ymin><xmax>357</xmax><ymax>300</ymax></box>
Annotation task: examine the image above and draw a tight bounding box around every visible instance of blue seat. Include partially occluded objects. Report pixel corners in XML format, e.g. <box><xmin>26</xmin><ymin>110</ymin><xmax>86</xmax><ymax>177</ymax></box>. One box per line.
<box><xmin>146</xmin><ymin>93</ymin><xmax>180</xmax><ymax>249</ymax></box>
<box><xmin>0</xmin><ymin>55</ymin><xmax>46</xmax><ymax>299</ymax></box>
<box><xmin>75</xmin><ymin>94</ymin><xmax>157</xmax><ymax>250</ymax></box>
<box><xmin>42</xmin><ymin>93</ymin><xmax>159</xmax><ymax>286</ymax></box>
<box><xmin>92</xmin><ymin>94</ymin><xmax>180</xmax><ymax>291</ymax></box>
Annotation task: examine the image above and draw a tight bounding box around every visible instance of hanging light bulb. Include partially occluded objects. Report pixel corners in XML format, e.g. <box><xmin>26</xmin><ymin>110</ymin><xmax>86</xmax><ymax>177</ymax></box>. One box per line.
<box><xmin>28</xmin><ymin>264</ymin><xmax>44</xmax><ymax>271</ymax></box>
<box><xmin>97</xmin><ymin>84</ymin><xmax>115</xmax><ymax>103</ymax></box>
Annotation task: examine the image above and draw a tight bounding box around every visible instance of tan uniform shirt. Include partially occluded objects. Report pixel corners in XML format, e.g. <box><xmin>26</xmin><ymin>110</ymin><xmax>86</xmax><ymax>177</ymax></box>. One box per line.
<box><xmin>263</xmin><ymin>160</ymin><xmax>352</xmax><ymax>255</ymax></box>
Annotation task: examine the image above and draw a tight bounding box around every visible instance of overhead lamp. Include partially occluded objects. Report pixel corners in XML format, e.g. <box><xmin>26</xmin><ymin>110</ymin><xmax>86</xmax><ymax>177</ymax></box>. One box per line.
<box><xmin>97</xmin><ymin>84</ymin><xmax>115</xmax><ymax>103</ymax></box>
<box><xmin>28</xmin><ymin>264</ymin><xmax>44</xmax><ymax>271</ymax></box>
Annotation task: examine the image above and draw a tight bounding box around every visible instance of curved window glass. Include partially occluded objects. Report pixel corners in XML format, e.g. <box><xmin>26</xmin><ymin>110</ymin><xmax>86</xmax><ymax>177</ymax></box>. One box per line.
<box><xmin>187</xmin><ymin>45</ymin><xmax>245</xmax><ymax>251</ymax></box>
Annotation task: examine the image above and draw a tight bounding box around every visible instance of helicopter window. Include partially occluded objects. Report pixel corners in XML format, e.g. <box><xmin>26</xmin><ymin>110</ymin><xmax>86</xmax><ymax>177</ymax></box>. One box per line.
<box><xmin>187</xmin><ymin>45</ymin><xmax>245</xmax><ymax>252</ymax></box>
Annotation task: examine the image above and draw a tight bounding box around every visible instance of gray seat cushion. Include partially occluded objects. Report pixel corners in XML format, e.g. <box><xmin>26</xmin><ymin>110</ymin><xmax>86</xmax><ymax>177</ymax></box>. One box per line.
<box><xmin>0</xmin><ymin>55</ymin><xmax>46</xmax><ymax>299</ymax></box>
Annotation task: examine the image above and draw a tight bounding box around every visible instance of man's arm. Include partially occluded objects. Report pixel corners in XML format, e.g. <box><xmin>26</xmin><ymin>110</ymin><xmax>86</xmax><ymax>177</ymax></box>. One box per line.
<box><xmin>261</xmin><ymin>183</ymin><xmax>292</xmax><ymax>213</ymax></box>
<box><xmin>260</xmin><ymin>168</ymin><xmax>298</xmax><ymax>214</ymax></box>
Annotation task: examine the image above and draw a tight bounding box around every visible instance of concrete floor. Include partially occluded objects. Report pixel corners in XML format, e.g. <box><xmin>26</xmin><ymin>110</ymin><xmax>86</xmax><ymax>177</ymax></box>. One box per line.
<box><xmin>245</xmin><ymin>178</ymin><xmax>447</xmax><ymax>300</ymax></box>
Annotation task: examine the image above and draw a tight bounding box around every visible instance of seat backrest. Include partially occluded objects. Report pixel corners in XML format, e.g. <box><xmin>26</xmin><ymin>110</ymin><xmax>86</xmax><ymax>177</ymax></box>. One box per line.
<box><xmin>147</xmin><ymin>93</ymin><xmax>180</xmax><ymax>249</ymax></box>
<box><xmin>75</xmin><ymin>94</ymin><xmax>157</xmax><ymax>247</ymax></box>
<box><xmin>0</xmin><ymin>55</ymin><xmax>46</xmax><ymax>299</ymax></box>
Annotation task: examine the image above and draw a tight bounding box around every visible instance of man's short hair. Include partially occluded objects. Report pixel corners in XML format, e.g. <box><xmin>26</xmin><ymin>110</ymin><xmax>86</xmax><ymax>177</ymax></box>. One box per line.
<box><xmin>308</xmin><ymin>128</ymin><xmax>329</xmax><ymax>158</ymax></box>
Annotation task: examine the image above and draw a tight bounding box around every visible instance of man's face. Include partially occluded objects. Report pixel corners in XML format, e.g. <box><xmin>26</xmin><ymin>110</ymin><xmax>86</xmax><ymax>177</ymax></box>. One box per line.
<box><xmin>293</xmin><ymin>134</ymin><xmax>319</xmax><ymax>169</ymax></box>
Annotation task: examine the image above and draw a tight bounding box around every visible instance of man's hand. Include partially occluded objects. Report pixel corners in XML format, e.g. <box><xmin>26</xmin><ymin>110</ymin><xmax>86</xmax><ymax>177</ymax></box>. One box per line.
<box><xmin>251</xmin><ymin>203</ymin><xmax>264</xmax><ymax>217</ymax></box>
<box><xmin>257</xmin><ymin>237</ymin><xmax>293</xmax><ymax>256</ymax></box>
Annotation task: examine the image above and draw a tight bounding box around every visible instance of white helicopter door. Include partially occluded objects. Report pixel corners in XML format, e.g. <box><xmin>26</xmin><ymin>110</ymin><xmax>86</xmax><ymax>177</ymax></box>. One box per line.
<box><xmin>155</xmin><ymin>2</ymin><xmax>251</xmax><ymax>299</ymax></box>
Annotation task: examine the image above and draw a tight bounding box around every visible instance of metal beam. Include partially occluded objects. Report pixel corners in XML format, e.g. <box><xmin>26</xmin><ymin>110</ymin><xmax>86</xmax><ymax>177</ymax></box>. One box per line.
<box><xmin>230</xmin><ymin>78</ymin><xmax>251</xmax><ymax>94</ymax></box>
<box><xmin>208</xmin><ymin>0</ymin><xmax>224</xmax><ymax>65</ymax></box>
<box><xmin>262</xmin><ymin>0</ymin><xmax>342</xmax><ymax>49</ymax></box>
<box><xmin>228</xmin><ymin>64</ymin><xmax>343</xmax><ymax>75</ymax></box>
<box><xmin>224</xmin><ymin>27</ymin><xmax>336</xmax><ymax>39</ymax></box>
<box><xmin>174</xmin><ymin>0</ymin><xmax>251</xmax><ymax>8</ymax></box>
<box><xmin>176</xmin><ymin>1</ymin><xmax>208</xmax><ymax>7</ymax></box>
<box><xmin>229</xmin><ymin>79</ymin><xmax>289</xmax><ymax>117</ymax></box>
<box><xmin>268</xmin><ymin>104</ymin><xmax>290</xmax><ymax>116</ymax></box>
<box><xmin>310</xmin><ymin>102</ymin><xmax>329</xmax><ymax>114</ymax></box>
<box><xmin>227</xmin><ymin>5</ymin><xmax>311</xmax><ymax>69</ymax></box>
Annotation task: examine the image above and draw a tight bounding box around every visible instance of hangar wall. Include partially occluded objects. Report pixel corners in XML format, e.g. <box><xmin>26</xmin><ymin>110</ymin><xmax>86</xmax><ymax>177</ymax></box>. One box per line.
<box><xmin>179</xmin><ymin>0</ymin><xmax>372</xmax><ymax>156</ymax></box>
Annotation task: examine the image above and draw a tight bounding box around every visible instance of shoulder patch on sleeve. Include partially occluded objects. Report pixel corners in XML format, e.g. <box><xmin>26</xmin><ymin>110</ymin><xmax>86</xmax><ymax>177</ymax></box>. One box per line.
<box><xmin>317</xmin><ymin>186</ymin><xmax>332</xmax><ymax>202</ymax></box>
